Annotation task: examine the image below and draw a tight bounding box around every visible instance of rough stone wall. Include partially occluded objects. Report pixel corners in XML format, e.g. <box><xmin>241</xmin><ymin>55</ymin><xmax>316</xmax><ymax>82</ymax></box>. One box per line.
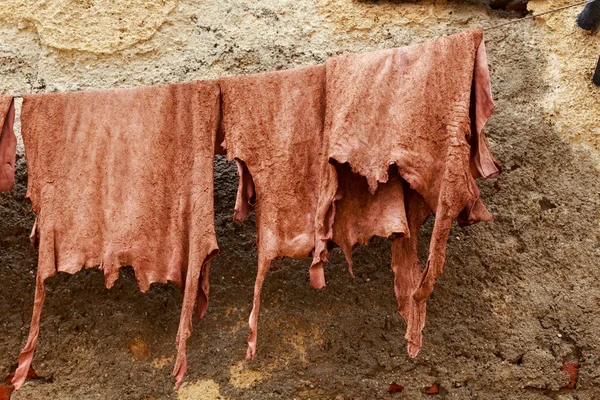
<box><xmin>0</xmin><ymin>0</ymin><xmax>599</xmax><ymax>399</ymax></box>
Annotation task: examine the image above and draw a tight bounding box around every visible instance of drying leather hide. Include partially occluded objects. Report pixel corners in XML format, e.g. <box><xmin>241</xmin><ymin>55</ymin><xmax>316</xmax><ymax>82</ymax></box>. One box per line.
<box><xmin>13</xmin><ymin>82</ymin><xmax>220</xmax><ymax>390</ymax></box>
<box><xmin>0</xmin><ymin>96</ymin><xmax>16</xmax><ymax>192</ymax></box>
<box><xmin>313</xmin><ymin>27</ymin><xmax>500</xmax><ymax>357</ymax></box>
<box><xmin>219</xmin><ymin>65</ymin><xmax>327</xmax><ymax>360</ymax></box>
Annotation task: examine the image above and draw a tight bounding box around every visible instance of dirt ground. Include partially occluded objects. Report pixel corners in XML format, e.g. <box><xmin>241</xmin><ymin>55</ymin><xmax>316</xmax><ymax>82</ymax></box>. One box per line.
<box><xmin>1</xmin><ymin>1</ymin><xmax>599</xmax><ymax>399</ymax></box>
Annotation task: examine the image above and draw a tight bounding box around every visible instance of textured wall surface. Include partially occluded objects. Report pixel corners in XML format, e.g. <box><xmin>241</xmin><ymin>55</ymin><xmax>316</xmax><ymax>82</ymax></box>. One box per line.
<box><xmin>0</xmin><ymin>0</ymin><xmax>599</xmax><ymax>399</ymax></box>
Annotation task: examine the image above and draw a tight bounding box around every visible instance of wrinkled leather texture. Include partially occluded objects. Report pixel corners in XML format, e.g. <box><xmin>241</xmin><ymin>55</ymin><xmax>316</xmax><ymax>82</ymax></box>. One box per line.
<box><xmin>313</xmin><ymin>27</ymin><xmax>499</xmax><ymax>357</ymax></box>
<box><xmin>14</xmin><ymin>82</ymin><xmax>220</xmax><ymax>390</ymax></box>
<box><xmin>219</xmin><ymin>65</ymin><xmax>327</xmax><ymax>360</ymax></box>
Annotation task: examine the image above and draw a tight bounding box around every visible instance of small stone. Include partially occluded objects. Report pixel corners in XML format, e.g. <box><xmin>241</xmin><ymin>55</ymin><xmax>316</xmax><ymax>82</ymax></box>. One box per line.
<box><xmin>556</xmin><ymin>396</ymin><xmax>574</xmax><ymax>400</ymax></box>
<box><xmin>540</xmin><ymin>317</ymin><xmax>552</xmax><ymax>329</ymax></box>
<box><xmin>388</xmin><ymin>382</ymin><xmax>404</xmax><ymax>394</ymax></box>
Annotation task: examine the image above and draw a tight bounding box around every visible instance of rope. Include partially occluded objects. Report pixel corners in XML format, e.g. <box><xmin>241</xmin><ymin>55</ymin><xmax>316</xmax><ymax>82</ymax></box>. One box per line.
<box><xmin>484</xmin><ymin>0</ymin><xmax>592</xmax><ymax>31</ymax></box>
<box><xmin>9</xmin><ymin>0</ymin><xmax>594</xmax><ymax>98</ymax></box>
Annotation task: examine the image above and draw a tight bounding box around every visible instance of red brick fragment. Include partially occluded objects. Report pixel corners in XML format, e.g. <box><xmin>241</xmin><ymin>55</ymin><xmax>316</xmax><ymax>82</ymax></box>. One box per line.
<box><xmin>388</xmin><ymin>382</ymin><xmax>404</xmax><ymax>394</ymax></box>
<box><xmin>562</xmin><ymin>362</ymin><xmax>580</xmax><ymax>389</ymax></box>
<box><xmin>424</xmin><ymin>382</ymin><xmax>440</xmax><ymax>394</ymax></box>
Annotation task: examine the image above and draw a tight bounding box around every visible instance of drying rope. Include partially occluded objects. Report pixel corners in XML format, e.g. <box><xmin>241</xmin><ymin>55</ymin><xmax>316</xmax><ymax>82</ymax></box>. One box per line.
<box><xmin>484</xmin><ymin>0</ymin><xmax>592</xmax><ymax>31</ymax></box>
<box><xmin>9</xmin><ymin>0</ymin><xmax>593</xmax><ymax>98</ymax></box>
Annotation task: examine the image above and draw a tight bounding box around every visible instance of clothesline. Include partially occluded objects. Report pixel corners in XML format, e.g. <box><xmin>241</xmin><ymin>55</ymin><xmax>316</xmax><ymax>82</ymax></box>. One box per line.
<box><xmin>8</xmin><ymin>0</ymin><xmax>591</xmax><ymax>99</ymax></box>
<box><xmin>484</xmin><ymin>0</ymin><xmax>590</xmax><ymax>31</ymax></box>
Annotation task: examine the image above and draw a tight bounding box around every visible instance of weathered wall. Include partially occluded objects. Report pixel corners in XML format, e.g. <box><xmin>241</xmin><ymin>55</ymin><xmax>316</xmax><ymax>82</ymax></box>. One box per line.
<box><xmin>0</xmin><ymin>0</ymin><xmax>599</xmax><ymax>399</ymax></box>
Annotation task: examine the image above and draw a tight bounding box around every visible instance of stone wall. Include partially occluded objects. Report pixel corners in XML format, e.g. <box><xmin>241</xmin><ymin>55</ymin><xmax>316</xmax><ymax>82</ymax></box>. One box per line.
<box><xmin>0</xmin><ymin>1</ymin><xmax>599</xmax><ymax>399</ymax></box>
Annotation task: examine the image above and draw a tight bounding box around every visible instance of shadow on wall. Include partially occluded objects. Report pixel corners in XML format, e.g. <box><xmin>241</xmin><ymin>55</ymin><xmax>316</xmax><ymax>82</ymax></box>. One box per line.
<box><xmin>358</xmin><ymin>0</ymin><xmax>529</xmax><ymax>13</ymax></box>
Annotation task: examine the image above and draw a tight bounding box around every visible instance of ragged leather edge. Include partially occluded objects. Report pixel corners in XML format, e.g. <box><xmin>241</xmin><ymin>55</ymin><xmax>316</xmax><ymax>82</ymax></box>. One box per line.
<box><xmin>0</xmin><ymin>98</ymin><xmax>16</xmax><ymax>192</ymax></box>
<box><xmin>173</xmin><ymin>246</ymin><xmax>219</xmax><ymax>390</ymax></box>
<box><xmin>470</xmin><ymin>36</ymin><xmax>501</xmax><ymax>179</ymax></box>
<box><xmin>232</xmin><ymin>159</ymin><xmax>256</xmax><ymax>223</ymax></box>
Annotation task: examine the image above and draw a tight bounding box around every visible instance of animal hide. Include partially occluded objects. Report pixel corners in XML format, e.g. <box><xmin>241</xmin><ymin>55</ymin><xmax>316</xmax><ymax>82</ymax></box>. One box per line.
<box><xmin>219</xmin><ymin>65</ymin><xmax>327</xmax><ymax>360</ymax></box>
<box><xmin>220</xmin><ymin>63</ymin><xmax>416</xmax><ymax>359</ymax></box>
<box><xmin>0</xmin><ymin>96</ymin><xmax>16</xmax><ymax>192</ymax></box>
<box><xmin>13</xmin><ymin>82</ymin><xmax>220</xmax><ymax>390</ymax></box>
<box><xmin>328</xmin><ymin>162</ymin><xmax>409</xmax><ymax>280</ymax></box>
<box><xmin>313</xmin><ymin>27</ymin><xmax>500</xmax><ymax>357</ymax></box>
